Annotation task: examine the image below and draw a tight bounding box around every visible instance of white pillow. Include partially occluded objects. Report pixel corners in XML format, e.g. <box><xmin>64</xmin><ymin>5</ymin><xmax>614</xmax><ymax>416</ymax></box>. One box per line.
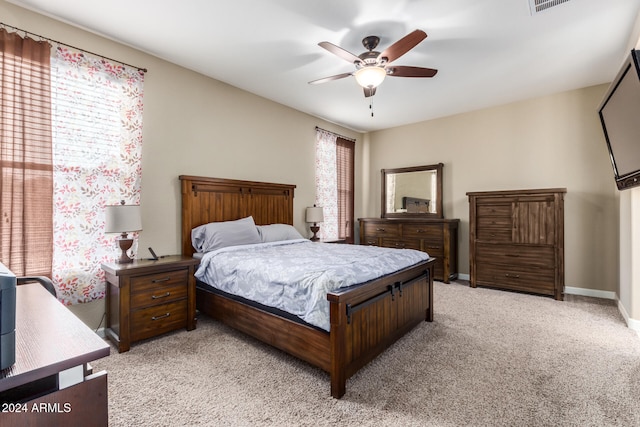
<box><xmin>191</xmin><ymin>216</ymin><xmax>261</xmax><ymax>252</ymax></box>
<box><xmin>256</xmin><ymin>224</ymin><xmax>304</xmax><ymax>243</ymax></box>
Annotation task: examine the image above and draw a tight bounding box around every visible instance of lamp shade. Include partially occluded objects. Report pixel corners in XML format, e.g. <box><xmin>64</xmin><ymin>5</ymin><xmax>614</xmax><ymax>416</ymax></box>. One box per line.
<box><xmin>305</xmin><ymin>206</ymin><xmax>324</xmax><ymax>223</ymax></box>
<box><xmin>354</xmin><ymin>66</ymin><xmax>387</xmax><ymax>88</ymax></box>
<box><xmin>105</xmin><ymin>203</ymin><xmax>142</xmax><ymax>233</ymax></box>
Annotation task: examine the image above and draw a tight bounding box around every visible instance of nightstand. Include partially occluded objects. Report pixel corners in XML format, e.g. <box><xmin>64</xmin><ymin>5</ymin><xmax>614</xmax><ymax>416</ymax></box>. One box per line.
<box><xmin>102</xmin><ymin>255</ymin><xmax>199</xmax><ymax>353</ymax></box>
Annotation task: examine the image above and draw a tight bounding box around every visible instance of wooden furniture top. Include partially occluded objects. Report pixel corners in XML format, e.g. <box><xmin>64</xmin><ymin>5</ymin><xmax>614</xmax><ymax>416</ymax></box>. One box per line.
<box><xmin>101</xmin><ymin>255</ymin><xmax>200</xmax><ymax>277</ymax></box>
<box><xmin>466</xmin><ymin>188</ymin><xmax>567</xmax><ymax>197</ymax></box>
<box><xmin>359</xmin><ymin>217</ymin><xmax>460</xmax><ymax>223</ymax></box>
<box><xmin>0</xmin><ymin>284</ymin><xmax>110</xmax><ymax>392</ymax></box>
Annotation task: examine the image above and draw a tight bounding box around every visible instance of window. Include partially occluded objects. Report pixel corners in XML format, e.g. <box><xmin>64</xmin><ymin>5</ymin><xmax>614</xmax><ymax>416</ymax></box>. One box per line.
<box><xmin>314</xmin><ymin>128</ymin><xmax>355</xmax><ymax>243</ymax></box>
<box><xmin>50</xmin><ymin>46</ymin><xmax>144</xmax><ymax>305</ymax></box>
<box><xmin>1</xmin><ymin>27</ymin><xmax>145</xmax><ymax>305</ymax></box>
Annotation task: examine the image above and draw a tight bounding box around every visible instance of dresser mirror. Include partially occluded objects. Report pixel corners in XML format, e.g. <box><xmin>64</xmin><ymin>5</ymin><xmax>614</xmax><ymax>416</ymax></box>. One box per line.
<box><xmin>382</xmin><ymin>163</ymin><xmax>443</xmax><ymax>219</ymax></box>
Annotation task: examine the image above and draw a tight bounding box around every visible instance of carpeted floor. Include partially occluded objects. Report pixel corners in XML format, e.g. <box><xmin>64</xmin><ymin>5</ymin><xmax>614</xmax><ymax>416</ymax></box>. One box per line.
<box><xmin>92</xmin><ymin>281</ymin><xmax>640</xmax><ymax>426</ymax></box>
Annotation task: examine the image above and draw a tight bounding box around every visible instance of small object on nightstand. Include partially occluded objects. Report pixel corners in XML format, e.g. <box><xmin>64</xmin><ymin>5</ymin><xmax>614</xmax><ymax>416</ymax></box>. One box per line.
<box><xmin>101</xmin><ymin>255</ymin><xmax>200</xmax><ymax>352</ymax></box>
<box><xmin>148</xmin><ymin>247</ymin><xmax>159</xmax><ymax>260</ymax></box>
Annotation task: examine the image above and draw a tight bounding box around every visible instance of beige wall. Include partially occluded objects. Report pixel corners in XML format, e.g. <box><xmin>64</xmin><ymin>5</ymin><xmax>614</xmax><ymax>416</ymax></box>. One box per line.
<box><xmin>2</xmin><ymin>0</ymin><xmax>632</xmax><ymax>329</ymax></box>
<box><xmin>366</xmin><ymin>85</ymin><xmax>619</xmax><ymax>293</ymax></box>
<box><xmin>1</xmin><ymin>1</ymin><xmax>363</xmax><ymax>328</ymax></box>
<box><xmin>617</xmin><ymin>27</ymin><xmax>640</xmax><ymax>328</ymax></box>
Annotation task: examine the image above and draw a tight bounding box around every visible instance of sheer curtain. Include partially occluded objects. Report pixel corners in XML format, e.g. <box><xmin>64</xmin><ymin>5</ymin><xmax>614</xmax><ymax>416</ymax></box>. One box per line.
<box><xmin>0</xmin><ymin>29</ymin><xmax>53</xmax><ymax>277</ymax></box>
<box><xmin>315</xmin><ymin>129</ymin><xmax>338</xmax><ymax>240</ymax></box>
<box><xmin>50</xmin><ymin>46</ymin><xmax>144</xmax><ymax>304</ymax></box>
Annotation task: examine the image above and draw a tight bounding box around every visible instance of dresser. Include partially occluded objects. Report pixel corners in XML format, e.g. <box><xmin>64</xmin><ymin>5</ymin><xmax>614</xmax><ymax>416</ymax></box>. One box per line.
<box><xmin>467</xmin><ymin>188</ymin><xmax>566</xmax><ymax>300</ymax></box>
<box><xmin>0</xmin><ymin>284</ymin><xmax>110</xmax><ymax>426</ymax></box>
<box><xmin>102</xmin><ymin>255</ymin><xmax>199</xmax><ymax>352</ymax></box>
<box><xmin>358</xmin><ymin>218</ymin><xmax>459</xmax><ymax>283</ymax></box>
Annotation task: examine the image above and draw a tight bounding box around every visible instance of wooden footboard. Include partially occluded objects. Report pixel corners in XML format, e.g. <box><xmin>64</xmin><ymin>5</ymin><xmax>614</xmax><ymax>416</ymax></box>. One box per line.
<box><xmin>195</xmin><ymin>258</ymin><xmax>433</xmax><ymax>398</ymax></box>
<box><xmin>328</xmin><ymin>259</ymin><xmax>434</xmax><ymax>398</ymax></box>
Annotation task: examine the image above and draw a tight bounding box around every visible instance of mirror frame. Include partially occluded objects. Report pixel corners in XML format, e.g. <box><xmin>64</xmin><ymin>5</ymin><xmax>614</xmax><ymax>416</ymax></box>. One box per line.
<box><xmin>381</xmin><ymin>163</ymin><xmax>444</xmax><ymax>219</ymax></box>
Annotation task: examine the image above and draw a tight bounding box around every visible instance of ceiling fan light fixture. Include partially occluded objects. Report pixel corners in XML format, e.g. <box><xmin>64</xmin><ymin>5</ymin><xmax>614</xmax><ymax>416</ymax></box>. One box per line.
<box><xmin>354</xmin><ymin>66</ymin><xmax>386</xmax><ymax>88</ymax></box>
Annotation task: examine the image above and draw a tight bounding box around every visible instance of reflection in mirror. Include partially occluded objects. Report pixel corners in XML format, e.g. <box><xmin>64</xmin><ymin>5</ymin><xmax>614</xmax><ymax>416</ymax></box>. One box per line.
<box><xmin>382</xmin><ymin>163</ymin><xmax>443</xmax><ymax>218</ymax></box>
<box><xmin>386</xmin><ymin>170</ymin><xmax>437</xmax><ymax>214</ymax></box>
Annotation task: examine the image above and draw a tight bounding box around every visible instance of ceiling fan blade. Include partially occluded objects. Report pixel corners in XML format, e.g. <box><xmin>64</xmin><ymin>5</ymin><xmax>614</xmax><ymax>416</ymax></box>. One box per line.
<box><xmin>364</xmin><ymin>86</ymin><xmax>376</xmax><ymax>98</ymax></box>
<box><xmin>318</xmin><ymin>41</ymin><xmax>363</xmax><ymax>64</ymax></box>
<box><xmin>387</xmin><ymin>66</ymin><xmax>438</xmax><ymax>78</ymax></box>
<box><xmin>377</xmin><ymin>29</ymin><xmax>427</xmax><ymax>64</ymax></box>
<box><xmin>308</xmin><ymin>72</ymin><xmax>353</xmax><ymax>85</ymax></box>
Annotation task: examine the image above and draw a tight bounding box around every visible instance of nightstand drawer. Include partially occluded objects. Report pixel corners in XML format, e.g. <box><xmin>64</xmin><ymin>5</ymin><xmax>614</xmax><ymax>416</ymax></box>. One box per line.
<box><xmin>131</xmin><ymin>300</ymin><xmax>188</xmax><ymax>342</ymax></box>
<box><xmin>130</xmin><ymin>269</ymin><xmax>188</xmax><ymax>293</ymax></box>
<box><xmin>131</xmin><ymin>283</ymin><xmax>188</xmax><ymax>309</ymax></box>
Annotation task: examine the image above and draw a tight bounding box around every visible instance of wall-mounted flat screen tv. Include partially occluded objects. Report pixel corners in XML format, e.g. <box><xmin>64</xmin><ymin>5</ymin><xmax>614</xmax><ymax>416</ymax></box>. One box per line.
<box><xmin>598</xmin><ymin>49</ymin><xmax>640</xmax><ymax>191</ymax></box>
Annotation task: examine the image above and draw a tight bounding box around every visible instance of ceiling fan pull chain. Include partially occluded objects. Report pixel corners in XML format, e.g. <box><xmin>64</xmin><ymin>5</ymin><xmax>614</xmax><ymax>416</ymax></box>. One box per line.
<box><xmin>370</xmin><ymin>98</ymin><xmax>374</xmax><ymax>117</ymax></box>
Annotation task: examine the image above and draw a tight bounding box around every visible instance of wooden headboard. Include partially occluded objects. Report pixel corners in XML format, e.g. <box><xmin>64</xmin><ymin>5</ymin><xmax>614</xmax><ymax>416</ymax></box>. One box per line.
<box><xmin>179</xmin><ymin>175</ymin><xmax>296</xmax><ymax>257</ymax></box>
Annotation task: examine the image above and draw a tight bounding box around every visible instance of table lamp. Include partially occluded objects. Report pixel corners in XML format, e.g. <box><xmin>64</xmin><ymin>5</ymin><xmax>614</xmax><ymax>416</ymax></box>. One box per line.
<box><xmin>305</xmin><ymin>205</ymin><xmax>324</xmax><ymax>241</ymax></box>
<box><xmin>105</xmin><ymin>201</ymin><xmax>142</xmax><ymax>263</ymax></box>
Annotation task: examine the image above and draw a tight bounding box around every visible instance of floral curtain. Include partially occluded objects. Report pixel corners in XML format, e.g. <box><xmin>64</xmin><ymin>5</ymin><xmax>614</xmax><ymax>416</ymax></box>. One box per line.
<box><xmin>315</xmin><ymin>128</ymin><xmax>338</xmax><ymax>240</ymax></box>
<box><xmin>50</xmin><ymin>46</ymin><xmax>144</xmax><ymax>305</ymax></box>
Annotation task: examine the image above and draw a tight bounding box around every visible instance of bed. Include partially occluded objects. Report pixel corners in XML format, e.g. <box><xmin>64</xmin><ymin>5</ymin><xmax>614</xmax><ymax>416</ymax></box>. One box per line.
<box><xmin>180</xmin><ymin>175</ymin><xmax>435</xmax><ymax>398</ymax></box>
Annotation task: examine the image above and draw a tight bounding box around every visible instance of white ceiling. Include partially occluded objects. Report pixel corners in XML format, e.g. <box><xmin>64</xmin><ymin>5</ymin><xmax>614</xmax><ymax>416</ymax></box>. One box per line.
<box><xmin>8</xmin><ymin>0</ymin><xmax>640</xmax><ymax>132</ymax></box>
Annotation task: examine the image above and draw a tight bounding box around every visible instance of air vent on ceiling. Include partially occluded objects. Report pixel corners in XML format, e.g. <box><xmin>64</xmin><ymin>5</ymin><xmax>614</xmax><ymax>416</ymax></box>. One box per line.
<box><xmin>529</xmin><ymin>0</ymin><xmax>571</xmax><ymax>15</ymax></box>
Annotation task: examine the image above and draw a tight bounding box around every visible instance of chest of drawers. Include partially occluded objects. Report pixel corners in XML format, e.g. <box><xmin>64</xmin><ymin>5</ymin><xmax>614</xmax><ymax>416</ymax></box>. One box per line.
<box><xmin>467</xmin><ymin>188</ymin><xmax>566</xmax><ymax>300</ymax></box>
<box><xmin>102</xmin><ymin>255</ymin><xmax>199</xmax><ymax>352</ymax></box>
<box><xmin>358</xmin><ymin>218</ymin><xmax>459</xmax><ymax>283</ymax></box>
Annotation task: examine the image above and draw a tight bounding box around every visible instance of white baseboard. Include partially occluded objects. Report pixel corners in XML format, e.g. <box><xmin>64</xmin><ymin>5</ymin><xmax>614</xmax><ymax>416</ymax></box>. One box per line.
<box><xmin>617</xmin><ymin>299</ymin><xmax>640</xmax><ymax>334</ymax></box>
<box><xmin>451</xmin><ymin>281</ymin><xmax>640</xmax><ymax>334</ymax></box>
<box><xmin>565</xmin><ymin>287</ymin><xmax>640</xmax><ymax>335</ymax></box>
<box><xmin>564</xmin><ymin>286</ymin><xmax>617</xmax><ymax>300</ymax></box>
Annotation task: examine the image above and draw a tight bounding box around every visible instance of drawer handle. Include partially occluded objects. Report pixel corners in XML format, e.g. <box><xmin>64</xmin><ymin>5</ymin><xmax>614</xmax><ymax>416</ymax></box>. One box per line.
<box><xmin>395</xmin><ymin>243</ymin><xmax>405</xmax><ymax>248</ymax></box>
<box><xmin>375</xmin><ymin>228</ymin><xmax>385</xmax><ymax>232</ymax></box>
<box><xmin>152</xmin><ymin>277</ymin><xmax>170</xmax><ymax>283</ymax></box>
<box><xmin>152</xmin><ymin>312</ymin><xmax>171</xmax><ymax>321</ymax></box>
<box><xmin>426</xmin><ymin>245</ymin><xmax>441</xmax><ymax>249</ymax></box>
<box><xmin>367</xmin><ymin>241</ymin><xmax>376</xmax><ymax>245</ymax></box>
<box><xmin>416</xmin><ymin>229</ymin><xmax>426</xmax><ymax>233</ymax></box>
<box><xmin>505</xmin><ymin>274</ymin><xmax>520</xmax><ymax>279</ymax></box>
<box><xmin>151</xmin><ymin>292</ymin><xmax>171</xmax><ymax>299</ymax></box>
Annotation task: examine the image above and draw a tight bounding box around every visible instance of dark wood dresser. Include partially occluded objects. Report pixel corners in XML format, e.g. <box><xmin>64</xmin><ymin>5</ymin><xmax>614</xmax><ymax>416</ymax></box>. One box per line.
<box><xmin>0</xmin><ymin>284</ymin><xmax>110</xmax><ymax>426</ymax></box>
<box><xmin>467</xmin><ymin>188</ymin><xmax>566</xmax><ymax>300</ymax></box>
<box><xmin>358</xmin><ymin>218</ymin><xmax>459</xmax><ymax>283</ymax></box>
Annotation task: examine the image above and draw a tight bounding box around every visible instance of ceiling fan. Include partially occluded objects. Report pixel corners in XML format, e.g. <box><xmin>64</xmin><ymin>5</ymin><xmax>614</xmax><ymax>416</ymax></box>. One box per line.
<box><xmin>309</xmin><ymin>29</ymin><xmax>438</xmax><ymax>97</ymax></box>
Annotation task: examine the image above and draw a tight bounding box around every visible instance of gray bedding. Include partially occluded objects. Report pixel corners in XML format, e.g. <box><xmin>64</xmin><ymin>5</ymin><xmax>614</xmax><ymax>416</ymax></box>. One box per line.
<box><xmin>194</xmin><ymin>239</ymin><xmax>428</xmax><ymax>331</ymax></box>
